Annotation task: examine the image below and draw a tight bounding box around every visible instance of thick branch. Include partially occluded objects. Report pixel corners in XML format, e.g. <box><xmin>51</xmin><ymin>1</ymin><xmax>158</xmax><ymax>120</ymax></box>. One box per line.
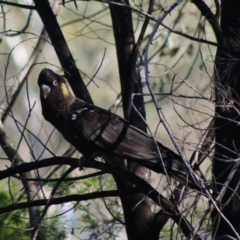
<box><xmin>0</xmin><ymin>156</ymin><xmax>199</xmax><ymax>238</ymax></box>
<box><xmin>33</xmin><ymin>0</ymin><xmax>92</xmax><ymax>103</ymax></box>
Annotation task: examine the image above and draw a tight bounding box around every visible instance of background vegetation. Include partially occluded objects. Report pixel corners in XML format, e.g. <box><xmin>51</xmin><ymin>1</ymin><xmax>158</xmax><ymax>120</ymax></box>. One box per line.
<box><xmin>0</xmin><ymin>0</ymin><xmax>239</xmax><ymax>239</ymax></box>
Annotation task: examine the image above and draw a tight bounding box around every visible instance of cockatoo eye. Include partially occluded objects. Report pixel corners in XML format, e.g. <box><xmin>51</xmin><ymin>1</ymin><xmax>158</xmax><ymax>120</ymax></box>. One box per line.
<box><xmin>53</xmin><ymin>80</ymin><xmax>58</xmax><ymax>86</ymax></box>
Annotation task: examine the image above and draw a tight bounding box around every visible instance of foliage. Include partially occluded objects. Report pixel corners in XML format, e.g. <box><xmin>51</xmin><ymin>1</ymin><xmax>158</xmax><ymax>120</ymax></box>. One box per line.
<box><xmin>0</xmin><ymin>0</ymin><xmax>239</xmax><ymax>239</ymax></box>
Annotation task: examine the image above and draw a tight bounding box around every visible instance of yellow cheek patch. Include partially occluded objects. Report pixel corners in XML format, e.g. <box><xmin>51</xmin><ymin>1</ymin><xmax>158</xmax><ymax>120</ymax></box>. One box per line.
<box><xmin>60</xmin><ymin>83</ymin><xmax>70</xmax><ymax>98</ymax></box>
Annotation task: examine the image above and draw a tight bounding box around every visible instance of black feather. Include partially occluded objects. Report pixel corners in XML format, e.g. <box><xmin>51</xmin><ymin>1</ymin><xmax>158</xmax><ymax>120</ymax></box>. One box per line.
<box><xmin>38</xmin><ymin>68</ymin><xmax>203</xmax><ymax>190</ymax></box>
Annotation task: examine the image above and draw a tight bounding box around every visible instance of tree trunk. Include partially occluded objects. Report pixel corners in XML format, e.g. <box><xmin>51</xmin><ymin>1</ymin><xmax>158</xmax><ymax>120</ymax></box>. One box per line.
<box><xmin>109</xmin><ymin>1</ymin><xmax>156</xmax><ymax>239</ymax></box>
<box><xmin>212</xmin><ymin>0</ymin><xmax>240</xmax><ymax>238</ymax></box>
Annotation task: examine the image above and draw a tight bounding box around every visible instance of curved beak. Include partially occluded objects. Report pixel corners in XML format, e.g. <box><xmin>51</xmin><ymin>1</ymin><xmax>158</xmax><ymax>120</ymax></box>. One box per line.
<box><xmin>40</xmin><ymin>84</ymin><xmax>51</xmax><ymax>99</ymax></box>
